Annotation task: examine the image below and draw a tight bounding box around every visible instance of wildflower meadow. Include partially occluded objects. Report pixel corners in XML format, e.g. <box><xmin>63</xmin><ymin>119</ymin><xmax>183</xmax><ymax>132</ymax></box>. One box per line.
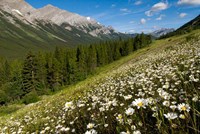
<box><xmin>0</xmin><ymin>35</ymin><xmax>200</xmax><ymax>134</ymax></box>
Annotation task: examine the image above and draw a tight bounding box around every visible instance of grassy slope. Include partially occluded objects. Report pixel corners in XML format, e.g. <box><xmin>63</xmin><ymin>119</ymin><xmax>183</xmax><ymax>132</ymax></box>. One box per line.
<box><xmin>0</xmin><ymin>29</ymin><xmax>199</xmax><ymax>128</ymax></box>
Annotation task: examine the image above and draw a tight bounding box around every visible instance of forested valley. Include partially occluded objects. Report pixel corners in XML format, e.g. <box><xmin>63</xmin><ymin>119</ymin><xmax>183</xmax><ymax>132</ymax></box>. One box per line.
<box><xmin>0</xmin><ymin>34</ymin><xmax>151</xmax><ymax>105</ymax></box>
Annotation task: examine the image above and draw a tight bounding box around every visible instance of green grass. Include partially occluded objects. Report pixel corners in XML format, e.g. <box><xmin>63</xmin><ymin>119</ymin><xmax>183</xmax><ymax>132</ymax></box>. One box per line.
<box><xmin>0</xmin><ymin>104</ymin><xmax>25</xmax><ymax>116</ymax></box>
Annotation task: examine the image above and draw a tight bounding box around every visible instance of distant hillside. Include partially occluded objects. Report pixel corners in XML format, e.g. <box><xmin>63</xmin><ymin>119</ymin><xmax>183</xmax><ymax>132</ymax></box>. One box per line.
<box><xmin>160</xmin><ymin>14</ymin><xmax>200</xmax><ymax>39</ymax></box>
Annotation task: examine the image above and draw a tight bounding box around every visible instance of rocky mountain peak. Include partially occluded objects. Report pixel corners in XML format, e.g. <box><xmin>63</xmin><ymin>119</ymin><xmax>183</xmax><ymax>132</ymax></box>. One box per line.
<box><xmin>0</xmin><ymin>0</ymin><xmax>120</xmax><ymax>37</ymax></box>
<box><xmin>0</xmin><ymin>0</ymin><xmax>35</xmax><ymax>15</ymax></box>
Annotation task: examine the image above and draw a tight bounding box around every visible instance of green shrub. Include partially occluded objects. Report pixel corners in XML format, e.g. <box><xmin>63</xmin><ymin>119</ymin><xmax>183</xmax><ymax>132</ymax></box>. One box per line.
<box><xmin>22</xmin><ymin>91</ymin><xmax>40</xmax><ymax>105</ymax></box>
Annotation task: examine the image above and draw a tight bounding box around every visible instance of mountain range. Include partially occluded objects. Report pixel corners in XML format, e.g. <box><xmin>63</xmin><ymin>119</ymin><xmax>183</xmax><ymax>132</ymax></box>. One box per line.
<box><xmin>0</xmin><ymin>0</ymin><xmax>126</xmax><ymax>58</ymax></box>
<box><xmin>150</xmin><ymin>28</ymin><xmax>175</xmax><ymax>38</ymax></box>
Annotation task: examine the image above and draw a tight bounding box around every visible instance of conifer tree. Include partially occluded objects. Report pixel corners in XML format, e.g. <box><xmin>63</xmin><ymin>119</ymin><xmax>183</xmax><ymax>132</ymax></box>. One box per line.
<box><xmin>76</xmin><ymin>46</ymin><xmax>87</xmax><ymax>80</ymax></box>
<box><xmin>87</xmin><ymin>45</ymin><xmax>97</xmax><ymax>73</ymax></box>
<box><xmin>66</xmin><ymin>49</ymin><xmax>78</xmax><ymax>84</ymax></box>
<box><xmin>22</xmin><ymin>52</ymin><xmax>39</xmax><ymax>95</ymax></box>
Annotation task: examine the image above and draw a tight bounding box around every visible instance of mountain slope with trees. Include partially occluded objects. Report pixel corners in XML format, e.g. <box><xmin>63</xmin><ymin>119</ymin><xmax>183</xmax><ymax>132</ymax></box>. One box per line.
<box><xmin>160</xmin><ymin>14</ymin><xmax>200</xmax><ymax>38</ymax></box>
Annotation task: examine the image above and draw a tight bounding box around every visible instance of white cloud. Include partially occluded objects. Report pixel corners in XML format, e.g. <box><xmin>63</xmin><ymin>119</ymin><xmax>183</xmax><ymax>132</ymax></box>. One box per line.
<box><xmin>177</xmin><ymin>0</ymin><xmax>200</xmax><ymax>5</ymax></box>
<box><xmin>134</xmin><ymin>1</ymin><xmax>142</xmax><ymax>5</ymax></box>
<box><xmin>179</xmin><ymin>13</ymin><xmax>187</xmax><ymax>18</ymax></box>
<box><xmin>156</xmin><ymin>14</ymin><xmax>165</xmax><ymax>20</ymax></box>
<box><xmin>140</xmin><ymin>18</ymin><xmax>146</xmax><ymax>24</ymax></box>
<box><xmin>120</xmin><ymin>8</ymin><xmax>131</xmax><ymax>12</ymax></box>
<box><xmin>145</xmin><ymin>2</ymin><xmax>168</xmax><ymax>16</ymax></box>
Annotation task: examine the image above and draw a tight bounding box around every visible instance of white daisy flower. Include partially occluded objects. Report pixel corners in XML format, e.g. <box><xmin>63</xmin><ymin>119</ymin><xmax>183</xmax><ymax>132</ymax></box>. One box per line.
<box><xmin>132</xmin><ymin>98</ymin><xmax>147</xmax><ymax>109</ymax></box>
<box><xmin>177</xmin><ymin>103</ymin><xmax>190</xmax><ymax>112</ymax></box>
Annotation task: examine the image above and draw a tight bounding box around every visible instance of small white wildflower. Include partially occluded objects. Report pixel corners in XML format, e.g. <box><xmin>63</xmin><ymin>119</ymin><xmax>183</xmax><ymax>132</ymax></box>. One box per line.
<box><xmin>87</xmin><ymin>123</ymin><xmax>95</xmax><ymax>129</ymax></box>
<box><xmin>116</xmin><ymin>114</ymin><xmax>123</xmax><ymax>123</ymax></box>
<box><xmin>85</xmin><ymin>129</ymin><xmax>97</xmax><ymax>134</ymax></box>
<box><xmin>131</xmin><ymin>125</ymin><xmax>136</xmax><ymax>130</ymax></box>
<box><xmin>133</xmin><ymin>130</ymin><xmax>141</xmax><ymax>134</ymax></box>
<box><xmin>64</xmin><ymin>101</ymin><xmax>73</xmax><ymax>110</ymax></box>
<box><xmin>170</xmin><ymin>105</ymin><xmax>177</xmax><ymax>111</ymax></box>
<box><xmin>163</xmin><ymin>101</ymin><xmax>170</xmax><ymax>107</ymax></box>
<box><xmin>124</xmin><ymin>95</ymin><xmax>133</xmax><ymax>100</ymax></box>
<box><xmin>138</xmin><ymin>121</ymin><xmax>143</xmax><ymax>126</ymax></box>
<box><xmin>164</xmin><ymin>112</ymin><xmax>178</xmax><ymax>120</ymax></box>
<box><xmin>104</xmin><ymin>124</ymin><xmax>108</xmax><ymax>128</ymax></box>
<box><xmin>192</xmin><ymin>95</ymin><xmax>198</xmax><ymax>102</ymax></box>
<box><xmin>125</xmin><ymin>108</ymin><xmax>135</xmax><ymax>116</ymax></box>
<box><xmin>152</xmin><ymin>112</ymin><xmax>158</xmax><ymax>117</ymax></box>
<box><xmin>127</xmin><ymin>119</ymin><xmax>132</xmax><ymax>125</ymax></box>
<box><xmin>72</xmin><ymin>128</ymin><xmax>76</xmax><ymax>133</ymax></box>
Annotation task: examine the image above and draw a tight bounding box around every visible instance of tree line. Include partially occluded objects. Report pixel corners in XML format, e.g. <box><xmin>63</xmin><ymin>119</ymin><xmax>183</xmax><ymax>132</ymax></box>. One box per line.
<box><xmin>0</xmin><ymin>33</ymin><xmax>152</xmax><ymax>105</ymax></box>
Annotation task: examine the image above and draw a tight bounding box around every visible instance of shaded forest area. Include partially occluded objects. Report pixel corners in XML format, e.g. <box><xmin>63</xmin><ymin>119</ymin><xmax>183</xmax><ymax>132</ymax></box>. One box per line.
<box><xmin>0</xmin><ymin>34</ymin><xmax>151</xmax><ymax>105</ymax></box>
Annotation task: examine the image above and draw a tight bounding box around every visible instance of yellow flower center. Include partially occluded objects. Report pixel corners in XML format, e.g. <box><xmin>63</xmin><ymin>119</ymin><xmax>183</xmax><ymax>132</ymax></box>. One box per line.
<box><xmin>118</xmin><ymin>115</ymin><xmax>122</xmax><ymax>119</ymax></box>
<box><xmin>137</xmin><ymin>102</ymin><xmax>143</xmax><ymax>107</ymax></box>
<box><xmin>181</xmin><ymin>106</ymin><xmax>186</xmax><ymax>111</ymax></box>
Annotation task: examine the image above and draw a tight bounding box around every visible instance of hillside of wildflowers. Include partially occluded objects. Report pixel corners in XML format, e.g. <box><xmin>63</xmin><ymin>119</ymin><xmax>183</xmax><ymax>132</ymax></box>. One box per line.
<box><xmin>0</xmin><ymin>32</ymin><xmax>200</xmax><ymax>134</ymax></box>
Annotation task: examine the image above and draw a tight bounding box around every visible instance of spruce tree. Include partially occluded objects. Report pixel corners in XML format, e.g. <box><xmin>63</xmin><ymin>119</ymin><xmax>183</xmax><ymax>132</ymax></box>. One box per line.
<box><xmin>22</xmin><ymin>52</ymin><xmax>39</xmax><ymax>95</ymax></box>
<box><xmin>87</xmin><ymin>45</ymin><xmax>97</xmax><ymax>73</ymax></box>
<box><xmin>76</xmin><ymin>46</ymin><xmax>87</xmax><ymax>80</ymax></box>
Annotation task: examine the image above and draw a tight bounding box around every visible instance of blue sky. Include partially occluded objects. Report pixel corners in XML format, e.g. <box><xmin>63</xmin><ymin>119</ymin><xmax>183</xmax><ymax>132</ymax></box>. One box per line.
<box><xmin>25</xmin><ymin>0</ymin><xmax>200</xmax><ymax>33</ymax></box>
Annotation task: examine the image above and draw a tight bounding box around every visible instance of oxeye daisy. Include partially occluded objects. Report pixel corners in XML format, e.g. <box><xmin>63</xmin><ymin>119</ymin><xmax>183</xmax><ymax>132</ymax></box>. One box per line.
<box><xmin>132</xmin><ymin>98</ymin><xmax>147</xmax><ymax>109</ymax></box>
<box><xmin>177</xmin><ymin>103</ymin><xmax>190</xmax><ymax>112</ymax></box>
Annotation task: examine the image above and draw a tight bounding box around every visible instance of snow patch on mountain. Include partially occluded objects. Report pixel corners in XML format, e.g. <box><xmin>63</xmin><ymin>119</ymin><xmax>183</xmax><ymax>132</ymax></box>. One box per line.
<box><xmin>12</xmin><ymin>9</ymin><xmax>23</xmax><ymax>16</ymax></box>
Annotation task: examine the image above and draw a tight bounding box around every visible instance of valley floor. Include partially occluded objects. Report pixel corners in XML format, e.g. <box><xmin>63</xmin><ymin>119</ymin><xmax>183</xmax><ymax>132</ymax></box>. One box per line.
<box><xmin>0</xmin><ymin>30</ymin><xmax>200</xmax><ymax>134</ymax></box>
